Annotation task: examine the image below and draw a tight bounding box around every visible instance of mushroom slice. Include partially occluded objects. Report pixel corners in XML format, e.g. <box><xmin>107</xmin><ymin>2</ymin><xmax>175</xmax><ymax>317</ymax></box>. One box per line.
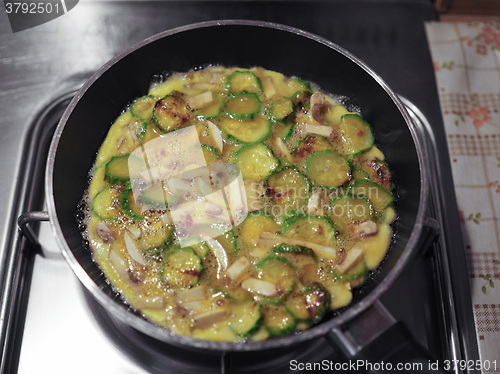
<box><xmin>310</xmin><ymin>93</ymin><xmax>325</xmax><ymax>123</ymax></box>
<box><xmin>354</xmin><ymin>220</ymin><xmax>378</xmax><ymax>237</ymax></box>
<box><xmin>176</xmin><ymin>285</ymin><xmax>207</xmax><ymax>304</ymax></box>
<box><xmin>336</xmin><ymin>248</ymin><xmax>364</xmax><ymax>274</ymax></box>
<box><xmin>194</xmin><ymin>309</ymin><xmax>229</xmax><ymax>328</ymax></box>
<box><xmin>306</xmin><ymin>190</ymin><xmax>325</xmax><ymax>216</ymax></box>
<box><xmin>96</xmin><ymin>221</ymin><xmax>116</xmax><ymax>244</ymax></box>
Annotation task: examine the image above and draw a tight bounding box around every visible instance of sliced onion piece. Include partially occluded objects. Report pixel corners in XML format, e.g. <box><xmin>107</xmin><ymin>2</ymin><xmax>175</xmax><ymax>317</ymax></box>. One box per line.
<box><xmin>241</xmin><ymin>278</ymin><xmax>279</xmax><ymax>297</ymax></box>
<box><xmin>305</xmin><ymin>123</ymin><xmax>333</xmax><ymax>137</ymax></box>
<box><xmin>275</xmin><ymin>137</ymin><xmax>294</xmax><ymax>164</ymax></box>
<box><xmin>108</xmin><ymin>249</ymin><xmax>128</xmax><ymax>277</ymax></box>
<box><xmin>124</xmin><ymin>231</ymin><xmax>146</xmax><ymax>265</ymax></box>
<box><xmin>207</xmin><ymin>120</ymin><xmax>224</xmax><ymax>154</ymax></box>
<box><xmin>226</xmin><ymin>256</ymin><xmax>250</xmax><ymax>281</ymax></box>
<box><xmin>205</xmin><ymin>237</ymin><xmax>228</xmax><ymax>271</ymax></box>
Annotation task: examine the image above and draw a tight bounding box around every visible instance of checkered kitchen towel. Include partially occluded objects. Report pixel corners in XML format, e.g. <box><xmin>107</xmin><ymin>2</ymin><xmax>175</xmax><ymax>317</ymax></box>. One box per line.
<box><xmin>425</xmin><ymin>22</ymin><xmax>500</xmax><ymax>368</ymax></box>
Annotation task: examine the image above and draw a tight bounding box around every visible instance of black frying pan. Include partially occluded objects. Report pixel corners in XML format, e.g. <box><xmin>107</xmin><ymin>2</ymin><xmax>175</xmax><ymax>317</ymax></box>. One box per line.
<box><xmin>41</xmin><ymin>20</ymin><xmax>445</xmax><ymax>371</ymax></box>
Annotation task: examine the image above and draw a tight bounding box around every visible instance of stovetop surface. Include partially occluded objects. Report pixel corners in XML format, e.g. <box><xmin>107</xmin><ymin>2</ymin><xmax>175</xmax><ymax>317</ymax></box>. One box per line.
<box><xmin>0</xmin><ymin>1</ymin><xmax>479</xmax><ymax>373</ymax></box>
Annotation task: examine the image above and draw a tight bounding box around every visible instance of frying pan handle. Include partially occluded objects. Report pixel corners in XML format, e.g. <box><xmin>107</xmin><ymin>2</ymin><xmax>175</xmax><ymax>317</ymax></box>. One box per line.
<box><xmin>327</xmin><ymin>301</ymin><xmax>450</xmax><ymax>373</ymax></box>
<box><xmin>18</xmin><ymin>211</ymin><xmax>50</xmax><ymax>250</ymax></box>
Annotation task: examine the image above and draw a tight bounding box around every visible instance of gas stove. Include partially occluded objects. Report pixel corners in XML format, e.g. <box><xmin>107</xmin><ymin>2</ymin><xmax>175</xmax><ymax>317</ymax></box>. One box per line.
<box><xmin>0</xmin><ymin>2</ymin><xmax>479</xmax><ymax>373</ymax></box>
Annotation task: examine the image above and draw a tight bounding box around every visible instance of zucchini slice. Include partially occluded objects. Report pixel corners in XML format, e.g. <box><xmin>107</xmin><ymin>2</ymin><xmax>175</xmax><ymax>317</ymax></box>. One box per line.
<box><xmin>92</xmin><ymin>187</ymin><xmax>121</xmax><ymax>220</ymax></box>
<box><xmin>339</xmin><ymin>114</ymin><xmax>374</xmax><ymax>156</ymax></box>
<box><xmin>287</xmin><ymin>78</ymin><xmax>311</xmax><ymax>92</ymax></box>
<box><xmin>139</xmin><ymin>220</ymin><xmax>174</xmax><ymax>250</ymax></box>
<box><xmin>201</xmin><ymin>144</ymin><xmax>220</xmax><ymax>163</ymax></box>
<box><xmin>282</xmin><ymin>214</ymin><xmax>337</xmax><ymax>247</ymax></box>
<box><xmin>360</xmin><ymin>160</ymin><xmax>392</xmax><ymax>190</ymax></box>
<box><xmin>256</xmin><ymin>256</ymin><xmax>295</xmax><ymax>303</ymax></box>
<box><xmin>266</xmin><ymin>166</ymin><xmax>310</xmax><ymax>214</ymax></box>
<box><xmin>104</xmin><ymin>154</ymin><xmax>135</xmax><ymax>185</ymax></box>
<box><xmin>197</xmin><ymin>94</ymin><xmax>224</xmax><ymax>119</ymax></box>
<box><xmin>273</xmin><ymin>243</ymin><xmax>317</xmax><ymax>267</ymax></box>
<box><xmin>191</xmin><ymin>242</ymin><xmax>210</xmax><ymax>259</ymax></box>
<box><xmin>220</xmin><ymin>115</ymin><xmax>272</xmax><ymax>144</ymax></box>
<box><xmin>305</xmin><ymin>150</ymin><xmax>351</xmax><ymax>188</ymax></box>
<box><xmin>225</xmin><ymin>92</ymin><xmax>262</xmax><ymax>119</ymax></box>
<box><xmin>120</xmin><ymin>185</ymin><xmax>145</xmax><ymax>221</ymax></box>
<box><xmin>233</xmin><ymin>143</ymin><xmax>279</xmax><ymax>181</ymax></box>
<box><xmin>352</xmin><ymin>165</ymin><xmax>370</xmax><ymax>180</ymax></box>
<box><xmin>263</xmin><ymin>306</ymin><xmax>296</xmax><ymax>337</ymax></box>
<box><xmin>239</xmin><ymin>212</ymin><xmax>280</xmax><ymax>247</ymax></box>
<box><xmin>285</xmin><ymin>285</ymin><xmax>329</xmax><ymax>323</ymax></box>
<box><xmin>139</xmin><ymin>182</ymin><xmax>168</xmax><ymax>208</ymax></box>
<box><xmin>330</xmin><ymin>194</ymin><xmax>374</xmax><ymax>225</ymax></box>
<box><xmin>347</xmin><ymin>179</ymin><xmax>393</xmax><ymax>212</ymax></box>
<box><xmin>293</xmin><ymin>135</ymin><xmax>334</xmax><ymax>164</ymax></box>
<box><xmin>162</xmin><ymin>247</ymin><xmax>203</xmax><ymax>287</ymax></box>
<box><xmin>291</xmin><ymin>90</ymin><xmax>312</xmax><ymax>106</ymax></box>
<box><xmin>226</xmin><ymin>70</ymin><xmax>262</xmax><ymax>94</ymax></box>
<box><xmin>269</xmin><ymin>97</ymin><xmax>294</xmax><ymax>122</ymax></box>
<box><xmin>230</xmin><ymin>302</ymin><xmax>263</xmax><ymax>337</ymax></box>
<box><xmin>329</xmin><ymin>262</ymin><xmax>367</xmax><ymax>282</ymax></box>
<box><xmin>273</xmin><ymin>122</ymin><xmax>294</xmax><ymax>141</ymax></box>
<box><xmin>214</xmin><ymin>230</ymin><xmax>237</xmax><ymax>254</ymax></box>
<box><xmin>153</xmin><ymin>95</ymin><xmax>190</xmax><ymax>133</ymax></box>
<box><xmin>130</xmin><ymin>95</ymin><xmax>157</xmax><ymax>122</ymax></box>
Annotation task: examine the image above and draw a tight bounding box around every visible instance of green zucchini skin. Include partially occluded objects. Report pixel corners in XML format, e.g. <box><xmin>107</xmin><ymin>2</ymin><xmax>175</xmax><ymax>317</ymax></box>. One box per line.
<box><xmin>120</xmin><ymin>184</ymin><xmax>145</xmax><ymax>221</ymax></box>
<box><xmin>225</xmin><ymin>70</ymin><xmax>262</xmax><ymax>94</ymax></box>
<box><xmin>91</xmin><ymin>187</ymin><xmax>121</xmax><ymax>221</ymax></box>
<box><xmin>105</xmin><ymin>154</ymin><xmax>132</xmax><ymax>185</ymax></box>
<box><xmin>269</xmin><ymin>97</ymin><xmax>294</xmax><ymax>122</ymax></box>
<box><xmin>347</xmin><ymin>179</ymin><xmax>393</xmax><ymax>213</ymax></box>
<box><xmin>225</xmin><ymin>91</ymin><xmax>262</xmax><ymax>119</ymax></box>
<box><xmin>281</xmin><ymin>213</ymin><xmax>338</xmax><ymax>247</ymax></box>
<box><xmin>230</xmin><ymin>303</ymin><xmax>264</xmax><ymax>337</ymax></box>
<box><xmin>305</xmin><ymin>150</ymin><xmax>352</xmax><ymax>189</ymax></box>
<box><xmin>161</xmin><ymin>246</ymin><xmax>203</xmax><ymax>287</ymax></box>
<box><xmin>339</xmin><ymin>113</ymin><xmax>374</xmax><ymax>156</ymax></box>
<box><xmin>263</xmin><ymin>306</ymin><xmax>296</xmax><ymax>337</ymax></box>
<box><xmin>233</xmin><ymin>143</ymin><xmax>279</xmax><ymax>181</ymax></box>
<box><xmin>266</xmin><ymin>166</ymin><xmax>311</xmax><ymax>216</ymax></box>
<box><xmin>130</xmin><ymin>95</ymin><xmax>157</xmax><ymax>122</ymax></box>
<box><xmin>220</xmin><ymin>115</ymin><xmax>272</xmax><ymax>144</ymax></box>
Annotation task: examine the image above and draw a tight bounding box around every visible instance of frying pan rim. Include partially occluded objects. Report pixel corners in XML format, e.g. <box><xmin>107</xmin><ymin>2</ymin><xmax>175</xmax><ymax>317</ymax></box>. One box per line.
<box><xmin>45</xmin><ymin>19</ymin><xmax>429</xmax><ymax>352</ymax></box>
